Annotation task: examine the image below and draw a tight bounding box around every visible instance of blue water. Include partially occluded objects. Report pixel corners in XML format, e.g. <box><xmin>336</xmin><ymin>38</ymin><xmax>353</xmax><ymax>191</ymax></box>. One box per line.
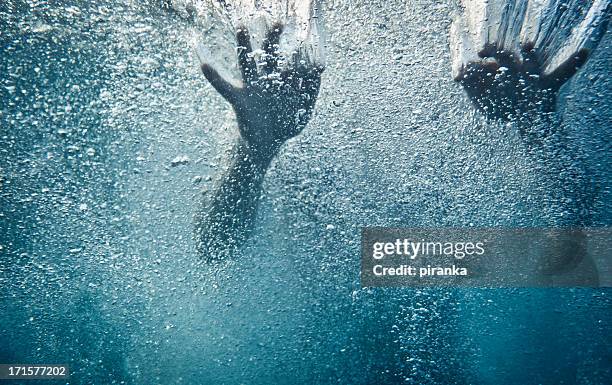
<box><xmin>1</xmin><ymin>1</ymin><xmax>611</xmax><ymax>384</ymax></box>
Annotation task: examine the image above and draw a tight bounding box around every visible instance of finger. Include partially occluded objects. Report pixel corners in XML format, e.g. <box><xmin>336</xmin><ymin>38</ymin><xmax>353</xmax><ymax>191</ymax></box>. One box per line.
<box><xmin>196</xmin><ymin>42</ymin><xmax>241</xmax><ymax>102</ymax></box>
<box><xmin>468</xmin><ymin>57</ymin><xmax>500</xmax><ymax>77</ymax></box>
<box><xmin>543</xmin><ymin>0</ymin><xmax>610</xmax><ymax>88</ymax></box>
<box><xmin>200</xmin><ymin>63</ymin><xmax>240</xmax><ymax>105</ymax></box>
<box><xmin>262</xmin><ymin>23</ymin><xmax>284</xmax><ymax>72</ymax></box>
<box><xmin>477</xmin><ymin>43</ymin><xmax>498</xmax><ymax>59</ymax></box>
<box><xmin>543</xmin><ymin>48</ymin><xmax>589</xmax><ymax>89</ymax></box>
<box><xmin>236</xmin><ymin>26</ymin><xmax>256</xmax><ymax>82</ymax></box>
<box><xmin>313</xmin><ymin>62</ymin><xmax>325</xmax><ymax>74</ymax></box>
<box><xmin>494</xmin><ymin>49</ymin><xmax>519</xmax><ymax>71</ymax></box>
<box><xmin>520</xmin><ymin>42</ymin><xmax>541</xmax><ymax>75</ymax></box>
<box><xmin>263</xmin><ymin>23</ymin><xmax>283</xmax><ymax>55</ymax></box>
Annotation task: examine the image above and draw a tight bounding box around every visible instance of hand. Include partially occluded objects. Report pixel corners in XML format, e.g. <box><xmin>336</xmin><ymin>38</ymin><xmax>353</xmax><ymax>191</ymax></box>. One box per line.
<box><xmin>454</xmin><ymin>43</ymin><xmax>587</xmax><ymax>121</ymax></box>
<box><xmin>196</xmin><ymin>24</ymin><xmax>324</xmax><ymax>161</ymax></box>
<box><xmin>450</xmin><ymin>0</ymin><xmax>610</xmax><ymax>122</ymax></box>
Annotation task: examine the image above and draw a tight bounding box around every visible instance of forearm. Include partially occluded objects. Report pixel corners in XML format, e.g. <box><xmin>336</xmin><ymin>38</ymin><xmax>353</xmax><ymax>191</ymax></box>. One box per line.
<box><xmin>194</xmin><ymin>133</ymin><xmax>275</xmax><ymax>261</ymax></box>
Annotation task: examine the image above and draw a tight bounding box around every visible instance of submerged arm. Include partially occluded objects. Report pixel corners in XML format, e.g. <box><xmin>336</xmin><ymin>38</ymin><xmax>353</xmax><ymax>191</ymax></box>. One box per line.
<box><xmin>195</xmin><ymin>136</ymin><xmax>273</xmax><ymax>260</ymax></box>
<box><xmin>193</xmin><ymin>23</ymin><xmax>323</xmax><ymax>261</ymax></box>
<box><xmin>450</xmin><ymin>2</ymin><xmax>609</xmax><ymax>284</ymax></box>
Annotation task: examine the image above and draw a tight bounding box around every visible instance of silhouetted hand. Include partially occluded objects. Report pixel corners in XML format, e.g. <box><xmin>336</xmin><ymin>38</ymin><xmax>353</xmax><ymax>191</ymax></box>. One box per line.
<box><xmin>454</xmin><ymin>43</ymin><xmax>588</xmax><ymax>121</ymax></box>
<box><xmin>197</xmin><ymin>24</ymin><xmax>324</xmax><ymax>162</ymax></box>
<box><xmin>193</xmin><ymin>20</ymin><xmax>324</xmax><ymax>261</ymax></box>
<box><xmin>448</xmin><ymin>1</ymin><xmax>608</xmax><ymax>285</ymax></box>
<box><xmin>450</xmin><ymin>0</ymin><xmax>610</xmax><ymax>122</ymax></box>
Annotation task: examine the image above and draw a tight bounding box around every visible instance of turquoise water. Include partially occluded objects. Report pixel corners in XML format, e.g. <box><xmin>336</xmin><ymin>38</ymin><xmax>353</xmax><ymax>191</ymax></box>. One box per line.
<box><xmin>1</xmin><ymin>1</ymin><xmax>610</xmax><ymax>384</ymax></box>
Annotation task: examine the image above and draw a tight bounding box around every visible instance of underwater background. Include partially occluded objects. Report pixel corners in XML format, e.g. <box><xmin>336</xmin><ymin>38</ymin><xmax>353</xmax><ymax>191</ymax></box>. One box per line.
<box><xmin>1</xmin><ymin>0</ymin><xmax>610</xmax><ymax>384</ymax></box>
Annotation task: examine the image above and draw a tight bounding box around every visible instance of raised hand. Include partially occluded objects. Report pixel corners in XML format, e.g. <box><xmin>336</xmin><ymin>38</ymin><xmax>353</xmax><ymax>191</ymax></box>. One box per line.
<box><xmin>453</xmin><ymin>42</ymin><xmax>588</xmax><ymax>121</ymax></box>
<box><xmin>193</xmin><ymin>19</ymin><xmax>324</xmax><ymax>261</ymax></box>
<box><xmin>448</xmin><ymin>0</ymin><xmax>609</xmax><ymax>284</ymax></box>
<box><xmin>450</xmin><ymin>0</ymin><xmax>610</xmax><ymax>122</ymax></box>
<box><xmin>197</xmin><ymin>23</ymin><xmax>324</xmax><ymax>163</ymax></box>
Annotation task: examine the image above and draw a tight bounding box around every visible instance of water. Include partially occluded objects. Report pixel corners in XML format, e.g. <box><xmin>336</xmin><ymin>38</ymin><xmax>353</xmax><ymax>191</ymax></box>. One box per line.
<box><xmin>1</xmin><ymin>1</ymin><xmax>610</xmax><ymax>384</ymax></box>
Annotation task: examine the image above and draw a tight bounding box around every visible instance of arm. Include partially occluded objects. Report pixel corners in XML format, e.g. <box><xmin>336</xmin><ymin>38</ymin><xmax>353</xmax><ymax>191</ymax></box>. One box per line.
<box><xmin>450</xmin><ymin>1</ymin><xmax>608</xmax><ymax>222</ymax></box>
<box><xmin>449</xmin><ymin>0</ymin><xmax>610</xmax><ymax>138</ymax></box>
<box><xmin>194</xmin><ymin>24</ymin><xmax>323</xmax><ymax>261</ymax></box>
<box><xmin>194</xmin><ymin>137</ymin><xmax>272</xmax><ymax>260</ymax></box>
<box><xmin>450</xmin><ymin>1</ymin><xmax>610</xmax><ymax>284</ymax></box>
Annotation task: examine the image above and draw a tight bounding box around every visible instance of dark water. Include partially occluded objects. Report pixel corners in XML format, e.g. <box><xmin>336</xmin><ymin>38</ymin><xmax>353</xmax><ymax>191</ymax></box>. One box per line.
<box><xmin>1</xmin><ymin>1</ymin><xmax>611</xmax><ymax>384</ymax></box>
